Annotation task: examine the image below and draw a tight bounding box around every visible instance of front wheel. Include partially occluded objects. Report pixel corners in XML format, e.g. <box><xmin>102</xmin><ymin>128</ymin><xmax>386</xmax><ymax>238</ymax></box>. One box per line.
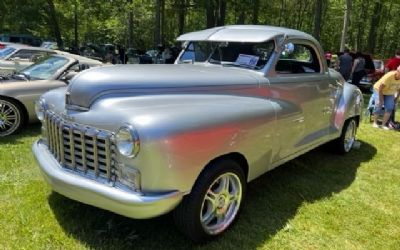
<box><xmin>0</xmin><ymin>98</ymin><xmax>23</xmax><ymax>137</ymax></box>
<box><xmin>333</xmin><ymin>118</ymin><xmax>357</xmax><ymax>154</ymax></box>
<box><xmin>173</xmin><ymin>158</ymin><xmax>246</xmax><ymax>243</ymax></box>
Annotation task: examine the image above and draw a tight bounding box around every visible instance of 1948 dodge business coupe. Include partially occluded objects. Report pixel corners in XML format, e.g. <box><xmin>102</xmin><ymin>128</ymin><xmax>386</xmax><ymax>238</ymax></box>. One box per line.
<box><xmin>33</xmin><ymin>25</ymin><xmax>363</xmax><ymax>242</ymax></box>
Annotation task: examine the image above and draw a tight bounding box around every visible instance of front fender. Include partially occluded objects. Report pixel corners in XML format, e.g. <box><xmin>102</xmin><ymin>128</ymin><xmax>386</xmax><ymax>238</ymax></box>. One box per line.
<box><xmin>89</xmin><ymin>94</ymin><xmax>277</xmax><ymax>193</ymax></box>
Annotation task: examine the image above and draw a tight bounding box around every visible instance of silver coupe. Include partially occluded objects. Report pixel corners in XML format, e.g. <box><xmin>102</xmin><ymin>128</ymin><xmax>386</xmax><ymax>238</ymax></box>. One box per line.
<box><xmin>32</xmin><ymin>25</ymin><xmax>363</xmax><ymax>242</ymax></box>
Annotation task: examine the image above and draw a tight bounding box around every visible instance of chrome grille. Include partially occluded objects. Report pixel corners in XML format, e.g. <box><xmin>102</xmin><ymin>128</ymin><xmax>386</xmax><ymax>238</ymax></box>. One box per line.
<box><xmin>44</xmin><ymin>111</ymin><xmax>116</xmax><ymax>182</ymax></box>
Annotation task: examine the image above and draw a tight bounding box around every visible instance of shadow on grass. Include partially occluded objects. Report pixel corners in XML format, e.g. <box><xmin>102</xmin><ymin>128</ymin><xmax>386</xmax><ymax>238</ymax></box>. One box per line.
<box><xmin>48</xmin><ymin>140</ymin><xmax>376</xmax><ymax>249</ymax></box>
<box><xmin>0</xmin><ymin>123</ymin><xmax>41</xmax><ymax>144</ymax></box>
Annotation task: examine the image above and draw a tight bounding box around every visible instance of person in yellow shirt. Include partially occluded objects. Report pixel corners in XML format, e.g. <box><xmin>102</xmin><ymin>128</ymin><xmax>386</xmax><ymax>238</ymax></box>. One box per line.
<box><xmin>372</xmin><ymin>65</ymin><xmax>400</xmax><ymax>129</ymax></box>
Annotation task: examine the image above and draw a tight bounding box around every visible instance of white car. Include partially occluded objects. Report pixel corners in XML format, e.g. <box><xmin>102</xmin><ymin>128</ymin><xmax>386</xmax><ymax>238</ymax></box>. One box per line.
<box><xmin>0</xmin><ymin>44</ymin><xmax>56</xmax><ymax>76</ymax></box>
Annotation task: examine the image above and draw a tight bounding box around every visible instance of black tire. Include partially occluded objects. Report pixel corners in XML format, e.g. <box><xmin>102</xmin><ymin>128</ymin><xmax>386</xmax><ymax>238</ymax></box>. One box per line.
<box><xmin>0</xmin><ymin>98</ymin><xmax>24</xmax><ymax>137</ymax></box>
<box><xmin>173</xmin><ymin>158</ymin><xmax>246</xmax><ymax>243</ymax></box>
<box><xmin>332</xmin><ymin>118</ymin><xmax>357</xmax><ymax>154</ymax></box>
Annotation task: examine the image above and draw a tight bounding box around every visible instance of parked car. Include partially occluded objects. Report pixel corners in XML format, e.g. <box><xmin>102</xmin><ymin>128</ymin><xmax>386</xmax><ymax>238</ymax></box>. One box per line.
<box><xmin>32</xmin><ymin>25</ymin><xmax>363</xmax><ymax>242</ymax></box>
<box><xmin>0</xmin><ymin>54</ymin><xmax>102</xmax><ymax>136</ymax></box>
<box><xmin>0</xmin><ymin>33</ymin><xmax>42</xmax><ymax>47</ymax></box>
<box><xmin>0</xmin><ymin>44</ymin><xmax>57</xmax><ymax>76</ymax></box>
<box><xmin>358</xmin><ymin>59</ymin><xmax>385</xmax><ymax>91</ymax></box>
<box><xmin>0</xmin><ymin>41</ymin><xmax>12</xmax><ymax>49</ymax></box>
<box><xmin>341</xmin><ymin>53</ymin><xmax>378</xmax><ymax>91</ymax></box>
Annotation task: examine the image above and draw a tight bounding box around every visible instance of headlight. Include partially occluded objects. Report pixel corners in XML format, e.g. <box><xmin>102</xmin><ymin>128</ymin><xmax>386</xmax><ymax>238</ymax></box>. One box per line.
<box><xmin>115</xmin><ymin>124</ymin><xmax>140</xmax><ymax>158</ymax></box>
<box><xmin>35</xmin><ymin>98</ymin><xmax>46</xmax><ymax>121</ymax></box>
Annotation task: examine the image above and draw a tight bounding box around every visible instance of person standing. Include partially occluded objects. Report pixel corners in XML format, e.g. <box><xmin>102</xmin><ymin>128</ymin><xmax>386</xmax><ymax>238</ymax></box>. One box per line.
<box><xmin>336</xmin><ymin>49</ymin><xmax>353</xmax><ymax>81</ymax></box>
<box><xmin>118</xmin><ymin>45</ymin><xmax>126</xmax><ymax>64</ymax></box>
<box><xmin>325</xmin><ymin>50</ymin><xmax>332</xmax><ymax>67</ymax></box>
<box><xmin>385</xmin><ymin>50</ymin><xmax>400</xmax><ymax>122</ymax></box>
<box><xmin>385</xmin><ymin>50</ymin><xmax>400</xmax><ymax>72</ymax></box>
<box><xmin>351</xmin><ymin>52</ymin><xmax>366</xmax><ymax>86</ymax></box>
<box><xmin>372</xmin><ymin>65</ymin><xmax>400</xmax><ymax>129</ymax></box>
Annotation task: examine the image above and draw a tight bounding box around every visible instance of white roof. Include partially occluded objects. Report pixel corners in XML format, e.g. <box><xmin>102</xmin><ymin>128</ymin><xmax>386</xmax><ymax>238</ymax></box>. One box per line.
<box><xmin>177</xmin><ymin>25</ymin><xmax>315</xmax><ymax>43</ymax></box>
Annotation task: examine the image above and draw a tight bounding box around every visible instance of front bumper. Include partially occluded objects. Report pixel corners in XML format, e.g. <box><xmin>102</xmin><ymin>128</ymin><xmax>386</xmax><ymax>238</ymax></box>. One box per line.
<box><xmin>32</xmin><ymin>139</ymin><xmax>183</xmax><ymax>219</ymax></box>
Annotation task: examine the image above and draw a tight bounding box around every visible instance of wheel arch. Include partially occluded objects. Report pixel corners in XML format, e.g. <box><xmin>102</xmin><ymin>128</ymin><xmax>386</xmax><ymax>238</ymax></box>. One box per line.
<box><xmin>200</xmin><ymin>152</ymin><xmax>249</xmax><ymax>183</ymax></box>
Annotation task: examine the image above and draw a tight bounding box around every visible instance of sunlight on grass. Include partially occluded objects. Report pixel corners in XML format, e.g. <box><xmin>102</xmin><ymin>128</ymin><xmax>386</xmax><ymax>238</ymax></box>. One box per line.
<box><xmin>0</xmin><ymin>107</ymin><xmax>399</xmax><ymax>249</ymax></box>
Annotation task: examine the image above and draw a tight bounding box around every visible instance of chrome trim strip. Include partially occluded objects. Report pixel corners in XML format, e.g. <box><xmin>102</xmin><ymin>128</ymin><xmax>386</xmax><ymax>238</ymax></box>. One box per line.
<box><xmin>54</xmin><ymin>117</ymin><xmax>60</xmax><ymax>161</ymax></box>
<box><xmin>105</xmin><ymin>137</ymin><xmax>111</xmax><ymax>181</ymax></box>
<box><xmin>68</xmin><ymin>126</ymin><xmax>75</xmax><ymax>169</ymax></box>
<box><xmin>93</xmin><ymin>133</ymin><xmax>99</xmax><ymax>177</ymax></box>
<box><xmin>80</xmin><ymin>129</ymin><xmax>87</xmax><ymax>173</ymax></box>
<box><xmin>59</xmin><ymin>120</ymin><xmax>65</xmax><ymax>166</ymax></box>
<box><xmin>65</xmin><ymin>104</ymin><xmax>90</xmax><ymax>112</ymax></box>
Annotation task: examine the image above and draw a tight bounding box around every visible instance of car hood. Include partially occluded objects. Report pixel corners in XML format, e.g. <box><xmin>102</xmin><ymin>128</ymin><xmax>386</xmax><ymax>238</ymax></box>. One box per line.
<box><xmin>66</xmin><ymin>64</ymin><xmax>262</xmax><ymax>109</ymax></box>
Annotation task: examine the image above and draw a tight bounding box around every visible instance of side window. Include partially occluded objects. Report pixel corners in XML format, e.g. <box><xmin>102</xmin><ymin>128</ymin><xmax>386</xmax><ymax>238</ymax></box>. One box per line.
<box><xmin>9</xmin><ymin>50</ymin><xmax>47</xmax><ymax>62</ymax></box>
<box><xmin>275</xmin><ymin>42</ymin><xmax>321</xmax><ymax>74</ymax></box>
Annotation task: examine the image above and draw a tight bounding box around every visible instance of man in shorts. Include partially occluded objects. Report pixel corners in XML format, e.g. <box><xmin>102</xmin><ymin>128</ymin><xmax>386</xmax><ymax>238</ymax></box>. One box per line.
<box><xmin>373</xmin><ymin>65</ymin><xmax>400</xmax><ymax>129</ymax></box>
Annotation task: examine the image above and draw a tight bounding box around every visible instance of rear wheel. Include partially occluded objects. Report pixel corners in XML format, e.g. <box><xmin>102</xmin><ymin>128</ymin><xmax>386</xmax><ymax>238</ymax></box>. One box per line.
<box><xmin>0</xmin><ymin>98</ymin><xmax>23</xmax><ymax>137</ymax></box>
<box><xmin>173</xmin><ymin>158</ymin><xmax>246</xmax><ymax>243</ymax></box>
<box><xmin>333</xmin><ymin>118</ymin><xmax>357</xmax><ymax>154</ymax></box>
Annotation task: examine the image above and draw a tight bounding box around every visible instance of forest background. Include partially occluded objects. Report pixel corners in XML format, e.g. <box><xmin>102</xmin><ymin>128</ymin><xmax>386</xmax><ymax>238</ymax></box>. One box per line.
<box><xmin>0</xmin><ymin>0</ymin><xmax>397</xmax><ymax>58</ymax></box>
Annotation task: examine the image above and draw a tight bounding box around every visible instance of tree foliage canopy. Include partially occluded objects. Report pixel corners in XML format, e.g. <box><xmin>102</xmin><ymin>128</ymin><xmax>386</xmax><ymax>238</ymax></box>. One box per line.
<box><xmin>0</xmin><ymin>0</ymin><xmax>398</xmax><ymax>58</ymax></box>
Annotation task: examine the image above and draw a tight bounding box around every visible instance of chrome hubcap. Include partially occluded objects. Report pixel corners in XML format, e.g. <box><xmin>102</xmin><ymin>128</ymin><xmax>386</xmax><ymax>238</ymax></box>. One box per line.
<box><xmin>200</xmin><ymin>172</ymin><xmax>242</xmax><ymax>235</ymax></box>
<box><xmin>0</xmin><ymin>100</ymin><xmax>20</xmax><ymax>136</ymax></box>
<box><xmin>344</xmin><ymin>120</ymin><xmax>356</xmax><ymax>152</ymax></box>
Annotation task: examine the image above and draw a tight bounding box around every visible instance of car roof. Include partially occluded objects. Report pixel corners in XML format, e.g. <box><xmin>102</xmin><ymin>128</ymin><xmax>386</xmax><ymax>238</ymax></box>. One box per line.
<box><xmin>6</xmin><ymin>44</ymin><xmax>54</xmax><ymax>52</ymax></box>
<box><xmin>176</xmin><ymin>25</ymin><xmax>315</xmax><ymax>43</ymax></box>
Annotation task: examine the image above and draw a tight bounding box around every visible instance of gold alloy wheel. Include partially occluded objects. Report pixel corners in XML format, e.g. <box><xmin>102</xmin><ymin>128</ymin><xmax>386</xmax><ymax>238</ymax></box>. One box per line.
<box><xmin>200</xmin><ymin>172</ymin><xmax>242</xmax><ymax>235</ymax></box>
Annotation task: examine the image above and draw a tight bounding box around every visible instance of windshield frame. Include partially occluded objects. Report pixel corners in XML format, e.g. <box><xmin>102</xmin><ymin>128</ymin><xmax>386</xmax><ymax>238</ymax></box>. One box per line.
<box><xmin>177</xmin><ymin>40</ymin><xmax>275</xmax><ymax>71</ymax></box>
<box><xmin>18</xmin><ymin>55</ymin><xmax>74</xmax><ymax>80</ymax></box>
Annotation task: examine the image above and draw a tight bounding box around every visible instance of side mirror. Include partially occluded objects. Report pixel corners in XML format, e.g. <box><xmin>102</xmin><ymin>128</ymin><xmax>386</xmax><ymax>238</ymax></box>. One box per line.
<box><xmin>60</xmin><ymin>71</ymin><xmax>78</xmax><ymax>82</ymax></box>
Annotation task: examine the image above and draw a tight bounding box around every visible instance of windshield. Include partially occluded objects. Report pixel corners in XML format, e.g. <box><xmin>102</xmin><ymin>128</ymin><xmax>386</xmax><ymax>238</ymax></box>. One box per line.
<box><xmin>178</xmin><ymin>40</ymin><xmax>275</xmax><ymax>70</ymax></box>
<box><xmin>0</xmin><ymin>47</ymin><xmax>16</xmax><ymax>59</ymax></box>
<box><xmin>19</xmin><ymin>56</ymin><xmax>70</xmax><ymax>80</ymax></box>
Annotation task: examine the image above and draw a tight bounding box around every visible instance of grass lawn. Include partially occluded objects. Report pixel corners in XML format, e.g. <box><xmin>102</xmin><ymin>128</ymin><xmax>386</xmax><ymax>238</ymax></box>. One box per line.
<box><xmin>1</xmin><ymin>101</ymin><xmax>399</xmax><ymax>249</ymax></box>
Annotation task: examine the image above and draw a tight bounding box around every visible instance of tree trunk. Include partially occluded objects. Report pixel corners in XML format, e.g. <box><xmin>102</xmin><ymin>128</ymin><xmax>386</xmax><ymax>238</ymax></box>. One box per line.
<box><xmin>161</xmin><ymin>0</ymin><xmax>165</xmax><ymax>45</ymax></box>
<box><xmin>313</xmin><ymin>0</ymin><xmax>323</xmax><ymax>41</ymax></box>
<box><xmin>206</xmin><ymin>0</ymin><xmax>216</xmax><ymax>28</ymax></box>
<box><xmin>340</xmin><ymin>0</ymin><xmax>351</xmax><ymax>52</ymax></box>
<box><xmin>216</xmin><ymin>0</ymin><xmax>226</xmax><ymax>26</ymax></box>
<box><xmin>177</xmin><ymin>0</ymin><xmax>186</xmax><ymax>35</ymax></box>
<box><xmin>155</xmin><ymin>0</ymin><xmax>161</xmax><ymax>45</ymax></box>
<box><xmin>378</xmin><ymin>2</ymin><xmax>392</xmax><ymax>56</ymax></box>
<box><xmin>236</xmin><ymin>1</ymin><xmax>245</xmax><ymax>24</ymax></box>
<box><xmin>46</xmin><ymin>0</ymin><xmax>63</xmax><ymax>49</ymax></box>
<box><xmin>252</xmin><ymin>0</ymin><xmax>259</xmax><ymax>24</ymax></box>
<box><xmin>127</xmin><ymin>0</ymin><xmax>134</xmax><ymax>48</ymax></box>
<box><xmin>278</xmin><ymin>0</ymin><xmax>285</xmax><ymax>26</ymax></box>
<box><xmin>367</xmin><ymin>1</ymin><xmax>382</xmax><ymax>54</ymax></box>
<box><xmin>74</xmin><ymin>3</ymin><xmax>78</xmax><ymax>51</ymax></box>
